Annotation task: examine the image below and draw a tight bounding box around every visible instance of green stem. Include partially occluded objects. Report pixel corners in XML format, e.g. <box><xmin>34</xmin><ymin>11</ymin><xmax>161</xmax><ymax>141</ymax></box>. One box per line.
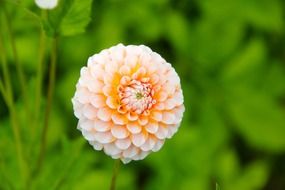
<box><xmin>30</xmin><ymin>11</ymin><xmax>47</xmax><ymax>177</ymax></box>
<box><xmin>216</xmin><ymin>183</ymin><xmax>221</xmax><ymax>190</ymax></box>
<box><xmin>0</xmin><ymin>21</ymin><xmax>27</xmax><ymax>185</ymax></box>
<box><xmin>3</xmin><ymin>5</ymin><xmax>29</xmax><ymax>113</ymax></box>
<box><xmin>0</xmin><ymin>78</ymin><xmax>8</xmax><ymax>104</ymax></box>
<box><xmin>3</xmin><ymin>0</ymin><xmax>41</xmax><ymax>21</ymax></box>
<box><xmin>109</xmin><ymin>159</ymin><xmax>121</xmax><ymax>190</ymax></box>
<box><xmin>34</xmin><ymin>11</ymin><xmax>46</xmax><ymax>138</ymax></box>
<box><xmin>36</xmin><ymin>36</ymin><xmax>58</xmax><ymax>171</ymax></box>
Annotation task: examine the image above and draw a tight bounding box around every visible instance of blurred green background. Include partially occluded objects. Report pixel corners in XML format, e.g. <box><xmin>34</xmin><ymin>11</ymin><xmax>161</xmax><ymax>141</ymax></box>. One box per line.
<box><xmin>1</xmin><ymin>0</ymin><xmax>285</xmax><ymax>189</ymax></box>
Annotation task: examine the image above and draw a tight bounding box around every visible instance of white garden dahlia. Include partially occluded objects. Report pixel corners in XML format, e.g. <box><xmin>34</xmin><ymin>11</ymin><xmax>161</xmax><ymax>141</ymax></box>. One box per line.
<box><xmin>72</xmin><ymin>44</ymin><xmax>184</xmax><ymax>164</ymax></box>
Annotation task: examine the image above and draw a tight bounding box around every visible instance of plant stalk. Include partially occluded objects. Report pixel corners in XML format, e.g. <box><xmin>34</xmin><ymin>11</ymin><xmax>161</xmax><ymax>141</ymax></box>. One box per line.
<box><xmin>36</xmin><ymin>36</ymin><xmax>58</xmax><ymax>171</ymax></box>
<box><xmin>33</xmin><ymin>11</ymin><xmax>46</xmax><ymax>139</ymax></box>
<box><xmin>109</xmin><ymin>159</ymin><xmax>121</xmax><ymax>190</ymax></box>
<box><xmin>3</xmin><ymin>5</ymin><xmax>29</xmax><ymax>114</ymax></box>
<box><xmin>0</xmin><ymin>21</ymin><xmax>27</xmax><ymax>185</ymax></box>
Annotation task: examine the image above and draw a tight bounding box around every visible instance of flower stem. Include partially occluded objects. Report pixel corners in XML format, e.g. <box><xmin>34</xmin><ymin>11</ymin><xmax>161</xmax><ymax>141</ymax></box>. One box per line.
<box><xmin>216</xmin><ymin>183</ymin><xmax>221</xmax><ymax>190</ymax></box>
<box><xmin>29</xmin><ymin>11</ymin><xmax>47</xmax><ymax>177</ymax></box>
<box><xmin>33</xmin><ymin>11</ymin><xmax>46</xmax><ymax>139</ymax></box>
<box><xmin>36</xmin><ymin>36</ymin><xmax>58</xmax><ymax>171</ymax></box>
<box><xmin>3</xmin><ymin>5</ymin><xmax>29</xmax><ymax>114</ymax></box>
<box><xmin>109</xmin><ymin>159</ymin><xmax>121</xmax><ymax>190</ymax></box>
<box><xmin>0</xmin><ymin>21</ymin><xmax>27</xmax><ymax>185</ymax></box>
<box><xmin>0</xmin><ymin>77</ymin><xmax>8</xmax><ymax>103</ymax></box>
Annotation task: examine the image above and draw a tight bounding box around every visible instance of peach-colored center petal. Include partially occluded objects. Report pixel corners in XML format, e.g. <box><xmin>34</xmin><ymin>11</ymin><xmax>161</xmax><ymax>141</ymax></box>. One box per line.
<box><xmin>118</xmin><ymin>79</ymin><xmax>156</xmax><ymax>114</ymax></box>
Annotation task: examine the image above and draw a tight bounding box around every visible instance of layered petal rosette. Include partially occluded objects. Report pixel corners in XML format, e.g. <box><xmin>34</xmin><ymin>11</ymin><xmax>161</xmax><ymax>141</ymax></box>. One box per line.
<box><xmin>72</xmin><ymin>44</ymin><xmax>184</xmax><ymax>163</ymax></box>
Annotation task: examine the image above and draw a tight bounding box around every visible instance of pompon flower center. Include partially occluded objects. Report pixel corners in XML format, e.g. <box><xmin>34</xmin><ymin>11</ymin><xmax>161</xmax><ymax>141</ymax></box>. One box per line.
<box><xmin>118</xmin><ymin>79</ymin><xmax>156</xmax><ymax>114</ymax></box>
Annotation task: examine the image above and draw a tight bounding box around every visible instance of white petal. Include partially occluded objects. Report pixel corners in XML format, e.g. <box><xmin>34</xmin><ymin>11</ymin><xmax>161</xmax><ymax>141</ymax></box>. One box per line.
<box><xmin>151</xmin><ymin>111</ymin><xmax>162</xmax><ymax>122</ymax></box>
<box><xmin>141</xmin><ymin>137</ymin><xmax>156</xmax><ymax>151</ymax></box>
<box><xmin>76</xmin><ymin>123</ymin><xmax>81</xmax><ymax>130</ymax></box>
<box><xmin>72</xmin><ymin>98</ymin><xmax>84</xmax><ymax>118</ymax></box>
<box><xmin>82</xmin><ymin>104</ymin><xmax>97</xmax><ymax>119</ymax></box>
<box><xmin>138</xmin><ymin>151</ymin><xmax>150</xmax><ymax>160</ymax></box>
<box><xmin>111</xmin><ymin>154</ymin><xmax>122</xmax><ymax>159</ymax></box>
<box><xmin>155</xmin><ymin>124</ymin><xmax>169</xmax><ymax>139</ymax></box>
<box><xmin>111</xmin><ymin>113</ymin><xmax>127</xmax><ymax>125</ymax></box>
<box><xmin>115</xmin><ymin>138</ymin><xmax>131</xmax><ymax>150</ymax></box>
<box><xmin>122</xmin><ymin>145</ymin><xmax>139</xmax><ymax>158</ymax></box>
<box><xmin>89</xmin><ymin>141</ymin><xmax>103</xmax><ymax>150</ymax></box>
<box><xmin>152</xmin><ymin>140</ymin><xmax>164</xmax><ymax>152</ymax></box>
<box><xmin>105</xmin><ymin>61</ymin><xmax>119</xmax><ymax>74</ymax></box>
<box><xmin>163</xmin><ymin>83</ymin><xmax>175</xmax><ymax>95</ymax></box>
<box><xmin>90</xmin><ymin>64</ymin><xmax>105</xmax><ymax>80</ymax></box>
<box><xmin>121</xmin><ymin>158</ymin><xmax>132</xmax><ymax>164</ymax></box>
<box><xmin>131</xmin><ymin>133</ymin><xmax>147</xmax><ymax>147</ymax></box>
<box><xmin>35</xmin><ymin>0</ymin><xmax>58</xmax><ymax>9</ymax></box>
<box><xmin>93</xmin><ymin>119</ymin><xmax>111</xmax><ymax>132</ymax></box>
<box><xmin>90</xmin><ymin>94</ymin><xmax>106</xmax><ymax>108</ymax></box>
<box><xmin>126</xmin><ymin>122</ymin><xmax>142</xmax><ymax>134</ymax></box>
<box><xmin>138</xmin><ymin>116</ymin><xmax>148</xmax><ymax>125</ymax></box>
<box><xmin>91</xmin><ymin>52</ymin><xmax>109</xmax><ymax>65</ymax></box>
<box><xmin>79</xmin><ymin>68</ymin><xmax>104</xmax><ymax>93</ymax></box>
<box><xmin>97</xmin><ymin>107</ymin><xmax>112</xmax><ymax>121</ymax></box>
<box><xmin>79</xmin><ymin>119</ymin><xmax>93</xmax><ymax>131</ymax></box>
<box><xmin>162</xmin><ymin>112</ymin><xmax>176</xmax><ymax>124</ymax></box>
<box><xmin>167</xmin><ymin>124</ymin><xmax>179</xmax><ymax>138</ymax></box>
<box><xmin>82</xmin><ymin>129</ymin><xmax>96</xmax><ymax>141</ymax></box>
<box><xmin>132</xmin><ymin>153</ymin><xmax>141</xmax><ymax>161</ymax></box>
<box><xmin>154</xmin><ymin>102</ymin><xmax>165</xmax><ymax>110</ymax></box>
<box><xmin>110</xmin><ymin>44</ymin><xmax>125</xmax><ymax>62</ymax></box>
<box><xmin>94</xmin><ymin>132</ymin><xmax>114</xmax><ymax>143</ymax></box>
<box><xmin>87</xmin><ymin>80</ymin><xmax>104</xmax><ymax>93</ymax></box>
<box><xmin>127</xmin><ymin>112</ymin><xmax>139</xmax><ymax>121</ymax></box>
<box><xmin>173</xmin><ymin>90</ymin><xmax>184</xmax><ymax>105</ymax></box>
<box><xmin>111</xmin><ymin>126</ymin><xmax>129</xmax><ymax>139</ymax></box>
<box><xmin>150</xmin><ymin>74</ymin><xmax>159</xmax><ymax>84</ymax></box>
<box><xmin>102</xmin><ymin>85</ymin><xmax>113</xmax><ymax>96</ymax></box>
<box><xmin>103</xmin><ymin>73</ymin><xmax>113</xmax><ymax>84</ymax></box>
<box><xmin>167</xmin><ymin>72</ymin><xmax>180</xmax><ymax>86</ymax></box>
<box><xmin>75</xmin><ymin>87</ymin><xmax>91</xmax><ymax>104</ymax></box>
<box><xmin>145</xmin><ymin>120</ymin><xmax>158</xmax><ymax>134</ymax></box>
<box><xmin>164</xmin><ymin>99</ymin><xmax>177</xmax><ymax>110</ymax></box>
<box><xmin>119</xmin><ymin>65</ymin><xmax>131</xmax><ymax>75</ymax></box>
<box><xmin>158</xmin><ymin>91</ymin><xmax>168</xmax><ymax>102</ymax></box>
<box><xmin>106</xmin><ymin>97</ymin><xmax>117</xmax><ymax>109</ymax></box>
<box><xmin>87</xmin><ymin>56</ymin><xmax>95</xmax><ymax>67</ymax></box>
<box><xmin>174</xmin><ymin>105</ymin><xmax>185</xmax><ymax>120</ymax></box>
<box><xmin>104</xmin><ymin>143</ymin><xmax>122</xmax><ymax>156</ymax></box>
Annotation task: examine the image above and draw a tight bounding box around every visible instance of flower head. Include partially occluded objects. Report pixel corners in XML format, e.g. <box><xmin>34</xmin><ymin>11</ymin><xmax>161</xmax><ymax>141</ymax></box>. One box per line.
<box><xmin>72</xmin><ymin>44</ymin><xmax>184</xmax><ymax>163</ymax></box>
<box><xmin>35</xmin><ymin>0</ymin><xmax>58</xmax><ymax>10</ymax></box>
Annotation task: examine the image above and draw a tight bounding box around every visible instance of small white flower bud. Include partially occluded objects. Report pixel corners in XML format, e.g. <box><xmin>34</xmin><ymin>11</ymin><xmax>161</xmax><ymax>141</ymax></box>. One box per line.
<box><xmin>35</xmin><ymin>0</ymin><xmax>58</xmax><ymax>10</ymax></box>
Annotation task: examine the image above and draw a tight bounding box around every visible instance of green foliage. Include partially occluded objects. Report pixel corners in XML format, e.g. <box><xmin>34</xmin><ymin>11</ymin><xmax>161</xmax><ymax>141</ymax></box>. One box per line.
<box><xmin>42</xmin><ymin>0</ymin><xmax>93</xmax><ymax>37</ymax></box>
<box><xmin>1</xmin><ymin>0</ymin><xmax>285</xmax><ymax>189</ymax></box>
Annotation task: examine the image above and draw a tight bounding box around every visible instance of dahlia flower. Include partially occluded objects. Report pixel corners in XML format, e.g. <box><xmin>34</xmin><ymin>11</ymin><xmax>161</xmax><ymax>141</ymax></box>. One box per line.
<box><xmin>35</xmin><ymin>0</ymin><xmax>58</xmax><ymax>9</ymax></box>
<box><xmin>72</xmin><ymin>44</ymin><xmax>184</xmax><ymax>163</ymax></box>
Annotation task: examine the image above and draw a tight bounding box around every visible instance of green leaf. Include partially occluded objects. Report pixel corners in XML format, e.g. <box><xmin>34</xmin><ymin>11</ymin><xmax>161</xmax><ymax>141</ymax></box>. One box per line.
<box><xmin>222</xmin><ymin>38</ymin><xmax>266</xmax><ymax>82</ymax></box>
<box><xmin>199</xmin><ymin>0</ymin><xmax>284</xmax><ymax>32</ymax></box>
<box><xmin>240</xmin><ymin>161</ymin><xmax>269</xmax><ymax>189</ymax></box>
<box><xmin>227</xmin><ymin>89</ymin><xmax>285</xmax><ymax>152</ymax></box>
<box><xmin>43</xmin><ymin>0</ymin><xmax>93</xmax><ymax>37</ymax></box>
<box><xmin>241</xmin><ymin>0</ymin><xmax>283</xmax><ymax>32</ymax></box>
<box><xmin>188</xmin><ymin>17</ymin><xmax>244</xmax><ymax>68</ymax></box>
<box><xmin>59</xmin><ymin>0</ymin><xmax>93</xmax><ymax>36</ymax></box>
